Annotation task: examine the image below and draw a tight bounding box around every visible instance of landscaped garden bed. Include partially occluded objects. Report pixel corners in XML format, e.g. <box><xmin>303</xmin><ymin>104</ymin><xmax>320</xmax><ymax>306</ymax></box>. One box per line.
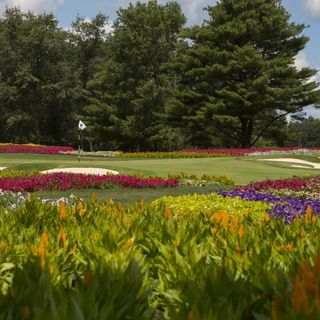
<box><xmin>1</xmin><ymin>182</ymin><xmax>320</xmax><ymax>318</ymax></box>
<box><xmin>0</xmin><ymin>143</ymin><xmax>75</xmax><ymax>154</ymax></box>
<box><xmin>1</xmin><ymin>148</ymin><xmax>320</xmax><ymax>318</ymax></box>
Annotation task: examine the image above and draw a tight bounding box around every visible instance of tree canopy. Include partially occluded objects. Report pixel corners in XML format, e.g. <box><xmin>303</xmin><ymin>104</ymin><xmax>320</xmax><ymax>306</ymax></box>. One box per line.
<box><xmin>165</xmin><ymin>0</ymin><xmax>320</xmax><ymax>148</ymax></box>
<box><xmin>0</xmin><ymin>1</ymin><xmax>319</xmax><ymax>149</ymax></box>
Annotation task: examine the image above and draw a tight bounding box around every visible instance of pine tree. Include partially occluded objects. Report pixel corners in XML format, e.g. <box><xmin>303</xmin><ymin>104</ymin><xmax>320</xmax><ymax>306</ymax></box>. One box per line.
<box><xmin>166</xmin><ymin>0</ymin><xmax>320</xmax><ymax>148</ymax></box>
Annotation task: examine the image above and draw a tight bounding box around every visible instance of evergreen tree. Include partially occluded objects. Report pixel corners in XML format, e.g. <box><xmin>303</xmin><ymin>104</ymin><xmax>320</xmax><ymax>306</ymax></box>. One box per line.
<box><xmin>166</xmin><ymin>0</ymin><xmax>320</xmax><ymax>148</ymax></box>
<box><xmin>85</xmin><ymin>1</ymin><xmax>186</xmax><ymax>151</ymax></box>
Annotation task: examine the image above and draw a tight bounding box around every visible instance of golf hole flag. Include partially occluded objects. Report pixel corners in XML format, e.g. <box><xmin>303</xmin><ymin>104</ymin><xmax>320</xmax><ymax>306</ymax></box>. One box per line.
<box><xmin>78</xmin><ymin>120</ymin><xmax>86</xmax><ymax>130</ymax></box>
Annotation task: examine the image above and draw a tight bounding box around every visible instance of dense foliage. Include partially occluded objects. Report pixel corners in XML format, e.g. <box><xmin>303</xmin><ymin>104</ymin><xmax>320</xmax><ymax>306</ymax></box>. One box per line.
<box><xmin>1</xmin><ymin>187</ymin><xmax>320</xmax><ymax>318</ymax></box>
<box><xmin>165</xmin><ymin>0</ymin><xmax>320</xmax><ymax>148</ymax></box>
<box><xmin>0</xmin><ymin>1</ymin><xmax>319</xmax><ymax>150</ymax></box>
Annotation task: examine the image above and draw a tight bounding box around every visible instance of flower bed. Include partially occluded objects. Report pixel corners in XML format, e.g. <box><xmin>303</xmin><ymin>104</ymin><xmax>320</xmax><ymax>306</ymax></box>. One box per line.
<box><xmin>0</xmin><ymin>173</ymin><xmax>179</xmax><ymax>191</ymax></box>
<box><xmin>0</xmin><ymin>143</ymin><xmax>75</xmax><ymax>154</ymax></box>
<box><xmin>218</xmin><ymin>175</ymin><xmax>320</xmax><ymax>223</ymax></box>
<box><xmin>1</xmin><ymin>197</ymin><xmax>320</xmax><ymax>318</ymax></box>
<box><xmin>180</xmin><ymin>147</ymin><xmax>320</xmax><ymax>156</ymax></box>
<box><xmin>61</xmin><ymin>147</ymin><xmax>320</xmax><ymax>158</ymax></box>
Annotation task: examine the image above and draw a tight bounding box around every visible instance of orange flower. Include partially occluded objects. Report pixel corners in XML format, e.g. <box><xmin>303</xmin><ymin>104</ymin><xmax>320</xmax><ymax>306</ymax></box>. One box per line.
<box><xmin>59</xmin><ymin>202</ymin><xmax>66</xmax><ymax>220</ymax></box>
<box><xmin>264</xmin><ymin>213</ymin><xmax>270</xmax><ymax>222</ymax></box>
<box><xmin>229</xmin><ymin>225</ymin><xmax>235</xmax><ymax>235</ymax></box>
<box><xmin>124</xmin><ymin>238</ymin><xmax>134</xmax><ymax>250</ymax></box>
<box><xmin>287</xmin><ymin>243</ymin><xmax>293</xmax><ymax>252</ymax></box>
<box><xmin>238</xmin><ymin>225</ymin><xmax>245</xmax><ymax>239</ymax></box>
<box><xmin>165</xmin><ymin>207</ymin><xmax>171</xmax><ymax>220</ymax></box>
<box><xmin>40</xmin><ymin>232</ymin><xmax>49</xmax><ymax>246</ymax></box>
<box><xmin>305</xmin><ymin>205</ymin><xmax>313</xmax><ymax>222</ymax></box>
<box><xmin>38</xmin><ymin>231</ymin><xmax>49</xmax><ymax>267</ymax></box>
<box><xmin>58</xmin><ymin>227</ymin><xmax>67</xmax><ymax>250</ymax></box>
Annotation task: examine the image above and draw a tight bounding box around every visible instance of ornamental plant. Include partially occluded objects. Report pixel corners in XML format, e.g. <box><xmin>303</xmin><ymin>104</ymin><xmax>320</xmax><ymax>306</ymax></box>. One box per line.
<box><xmin>0</xmin><ymin>170</ymin><xmax>40</xmax><ymax>179</ymax></box>
<box><xmin>180</xmin><ymin>147</ymin><xmax>320</xmax><ymax>156</ymax></box>
<box><xmin>167</xmin><ymin>172</ymin><xmax>235</xmax><ymax>186</ymax></box>
<box><xmin>0</xmin><ymin>173</ymin><xmax>179</xmax><ymax>192</ymax></box>
<box><xmin>1</xmin><ymin>197</ymin><xmax>320</xmax><ymax>318</ymax></box>
<box><xmin>0</xmin><ymin>143</ymin><xmax>75</xmax><ymax>155</ymax></box>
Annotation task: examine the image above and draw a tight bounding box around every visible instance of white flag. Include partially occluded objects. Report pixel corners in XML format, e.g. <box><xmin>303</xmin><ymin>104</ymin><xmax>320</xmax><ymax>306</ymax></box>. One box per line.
<box><xmin>78</xmin><ymin>120</ymin><xmax>86</xmax><ymax>130</ymax></box>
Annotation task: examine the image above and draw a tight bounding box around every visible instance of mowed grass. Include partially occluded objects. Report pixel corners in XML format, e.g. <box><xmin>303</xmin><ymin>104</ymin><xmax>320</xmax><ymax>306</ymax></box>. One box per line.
<box><xmin>35</xmin><ymin>185</ymin><xmax>229</xmax><ymax>203</ymax></box>
<box><xmin>1</xmin><ymin>153</ymin><xmax>320</xmax><ymax>184</ymax></box>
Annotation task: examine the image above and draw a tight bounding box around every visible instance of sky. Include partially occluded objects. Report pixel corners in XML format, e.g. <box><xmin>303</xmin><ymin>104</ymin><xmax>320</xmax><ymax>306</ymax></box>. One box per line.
<box><xmin>0</xmin><ymin>0</ymin><xmax>320</xmax><ymax>118</ymax></box>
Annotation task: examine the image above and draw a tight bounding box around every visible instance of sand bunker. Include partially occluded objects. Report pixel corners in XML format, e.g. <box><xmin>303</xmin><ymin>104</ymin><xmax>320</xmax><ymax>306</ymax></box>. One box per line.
<box><xmin>41</xmin><ymin>168</ymin><xmax>119</xmax><ymax>175</ymax></box>
<box><xmin>0</xmin><ymin>167</ymin><xmax>6</xmax><ymax>171</ymax></box>
<box><xmin>259</xmin><ymin>158</ymin><xmax>320</xmax><ymax>169</ymax></box>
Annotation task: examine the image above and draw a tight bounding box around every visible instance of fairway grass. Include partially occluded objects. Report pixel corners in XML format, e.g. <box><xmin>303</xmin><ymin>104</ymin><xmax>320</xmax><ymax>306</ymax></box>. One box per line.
<box><xmin>35</xmin><ymin>185</ymin><xmax>230</xmax><ymax>203</ymax></box>
<box><xmin>1</xmin><ymin>153</ymin><xmax>320</xmax><ymax>184</ymax></box>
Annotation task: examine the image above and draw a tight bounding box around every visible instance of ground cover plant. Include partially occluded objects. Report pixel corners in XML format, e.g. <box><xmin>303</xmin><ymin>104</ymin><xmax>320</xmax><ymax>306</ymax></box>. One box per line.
<box><xmin>1</xmin><ymin>151</ymin><xmax>320</xmax><ymax>318</ymax></box>
<box><xmin>0</xmin><ymin>143</ymin><xmax>75</xmax><ymax>155</ymax></box>
<box><xmin>1</xmin><ymin>193</ymin><xmax>320</xmax><ymax>319</ymax></box>
<box><xmin>218</xmin><ymin>175</ymin><xmax>320</xmax><ymax>223</ymax></box>
<box><xmin>0</xmin><ymin>172</ymin><xmax>179</xmax><ymax>192</ymax></box>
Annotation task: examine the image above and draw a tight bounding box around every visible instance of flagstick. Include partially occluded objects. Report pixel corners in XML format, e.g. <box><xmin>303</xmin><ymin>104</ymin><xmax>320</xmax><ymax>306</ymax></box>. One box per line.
<box><xmin>78</xmin><ymin>129</ymin><xmax>81</xmax><ymax>162</ymax></box>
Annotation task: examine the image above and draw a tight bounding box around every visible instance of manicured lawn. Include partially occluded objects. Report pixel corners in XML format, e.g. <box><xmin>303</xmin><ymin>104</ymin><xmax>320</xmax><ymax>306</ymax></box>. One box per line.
<box><xmin>1</xmin><ymin>153</ymin><xmax>320</xmax><ymax>184</ymax></box>
<box><xmin>35</xmin><ymin>185</ymin><xmax>230</xmax><ymax>203</ymax></box>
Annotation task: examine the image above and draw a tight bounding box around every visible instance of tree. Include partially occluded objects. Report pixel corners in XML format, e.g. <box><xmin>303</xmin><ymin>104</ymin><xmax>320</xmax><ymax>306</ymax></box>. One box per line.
<box><xmin>0</xmin><ymin>8</ymin><xmax>82</xmax><ymax>145</ymax></box>
<box><xmin>166</xmin><ymin>0</ymin><xmax>320</xmax><ymax>148</ymax></box>
<box><xmin>84</xmin><ymin>1</ymin><xmax>186</xmax><ymax>151</ymax></box>
<box><xmin>287</xmin><ymin>117</ymin><xmax>320</xmax><ymax>147</ymax></box>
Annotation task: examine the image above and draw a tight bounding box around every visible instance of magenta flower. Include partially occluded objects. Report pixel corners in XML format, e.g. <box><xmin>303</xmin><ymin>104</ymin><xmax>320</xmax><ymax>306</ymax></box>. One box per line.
<box><xmin>0</xmin><ymin>173</ymin><xmax>179</xmax><ymax>192</ymax></box>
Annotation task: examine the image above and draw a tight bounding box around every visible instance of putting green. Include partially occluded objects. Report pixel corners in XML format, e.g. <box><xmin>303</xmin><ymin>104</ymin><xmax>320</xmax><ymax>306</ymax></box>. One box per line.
<box><xmin>1</xmin><ymin>153</ymin><xmax>320</xmax><ymax>184</ymax></box>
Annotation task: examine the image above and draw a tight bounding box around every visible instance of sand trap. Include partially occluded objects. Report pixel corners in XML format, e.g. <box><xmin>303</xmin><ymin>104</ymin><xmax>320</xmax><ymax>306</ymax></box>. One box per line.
<box><xmin>259</xmin><ymin>158</ymin><xmax>320</xmax><ymax>169</ymax></box>
<box><xmin>41</xmin><ymin>168</ymin><xmax>119</xmax><ymax>175</ymax></box>
<box><xmin>0</xmin><ymin>167</ymin><xmax>6</xmax><ymax>171</ymax></box>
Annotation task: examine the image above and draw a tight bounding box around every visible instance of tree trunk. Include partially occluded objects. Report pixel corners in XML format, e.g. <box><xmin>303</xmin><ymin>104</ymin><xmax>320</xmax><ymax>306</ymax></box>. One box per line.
<box><xmin>240</xmin><ymin>117</ymin><xmax>253</xmax><ymax>148</ymax></box>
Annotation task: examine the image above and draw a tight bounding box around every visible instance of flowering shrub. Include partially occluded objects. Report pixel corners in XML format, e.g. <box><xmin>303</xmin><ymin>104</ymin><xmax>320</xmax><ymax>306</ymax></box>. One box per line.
<box><xmin>60</xmin><ymin>150</ymin><xmax>121</xmax><ymax>157</ymax></box>
<box><xmin>243</xmin><ymin>175</ymin><xmax>320</xmax><ymax>192</ymax></box>
<box><xmin>0</xmin><ymin>173</ymin><xmax>179</xmax><ymax>192</ymax></box>
<box><xmin>0</xmin><ymin>189</ymin><xmax>30</xmax><ymax>209</ymax></box>
<box><xmin>117</xmin><ymin>151</ymin><xmax>231</xmax><ymax>158</ymax></box>
<box><xmin>0</xmin><ymin>190</ymin><xmax>81</xmax><ymax>209</ymax></box>
<box><xmin>60</xmin><ymin>147</ymin><xmax>320</xmax><ymax>158</ymax></box>
<box><xmin>0</xmin><ymin>143</ymin><xmax>75</xmax><ymax>154</ymax></box>
<box><xmin>167</xmin><ymin>172</ymin><xmax>235</xmax><ymax>186</ymax></box>
<box><xmin>180</xmin><ymin>147</ymin><xmax>320</xmax><ymax>156</ymax></box>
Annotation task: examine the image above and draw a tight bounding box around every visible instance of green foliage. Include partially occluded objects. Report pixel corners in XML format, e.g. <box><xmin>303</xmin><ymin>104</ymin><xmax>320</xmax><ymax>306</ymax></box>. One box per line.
<box><xmin>167</xmin><ymin>172</ymin><xmax>235</xmax><ymax>186</ymax></box>
<box><xmin>1</xmin><ymin>196</ymin><xmax>320</xmax><ymax>318</ymax></box>
<box><xmin>152</xmin><ymin>193</ymin><xmax>270</xmax><ymax>219</ymax></box>
<box><xmin>287</xmin><ymin>117</ymin><xmax>320</xmax><ymax>147</ymax></box>
<box><xmin>0</xmin><ymin>8</ymin><xmax>83</xmax><ymax>145</ymax></box>
<box><xmin>84</xmin><ymin>1</ymin><xmax>186</xmax><ymax>151</ymax></box>
<box><xmin>165</xmin><ymin>0</ymin><xmax>320</xmax><ymax>148</ymax></box>
<box><xmin>0</xmin><ymin>170</ymin><xmax>39</xmax><ymax>178</ymax></box>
